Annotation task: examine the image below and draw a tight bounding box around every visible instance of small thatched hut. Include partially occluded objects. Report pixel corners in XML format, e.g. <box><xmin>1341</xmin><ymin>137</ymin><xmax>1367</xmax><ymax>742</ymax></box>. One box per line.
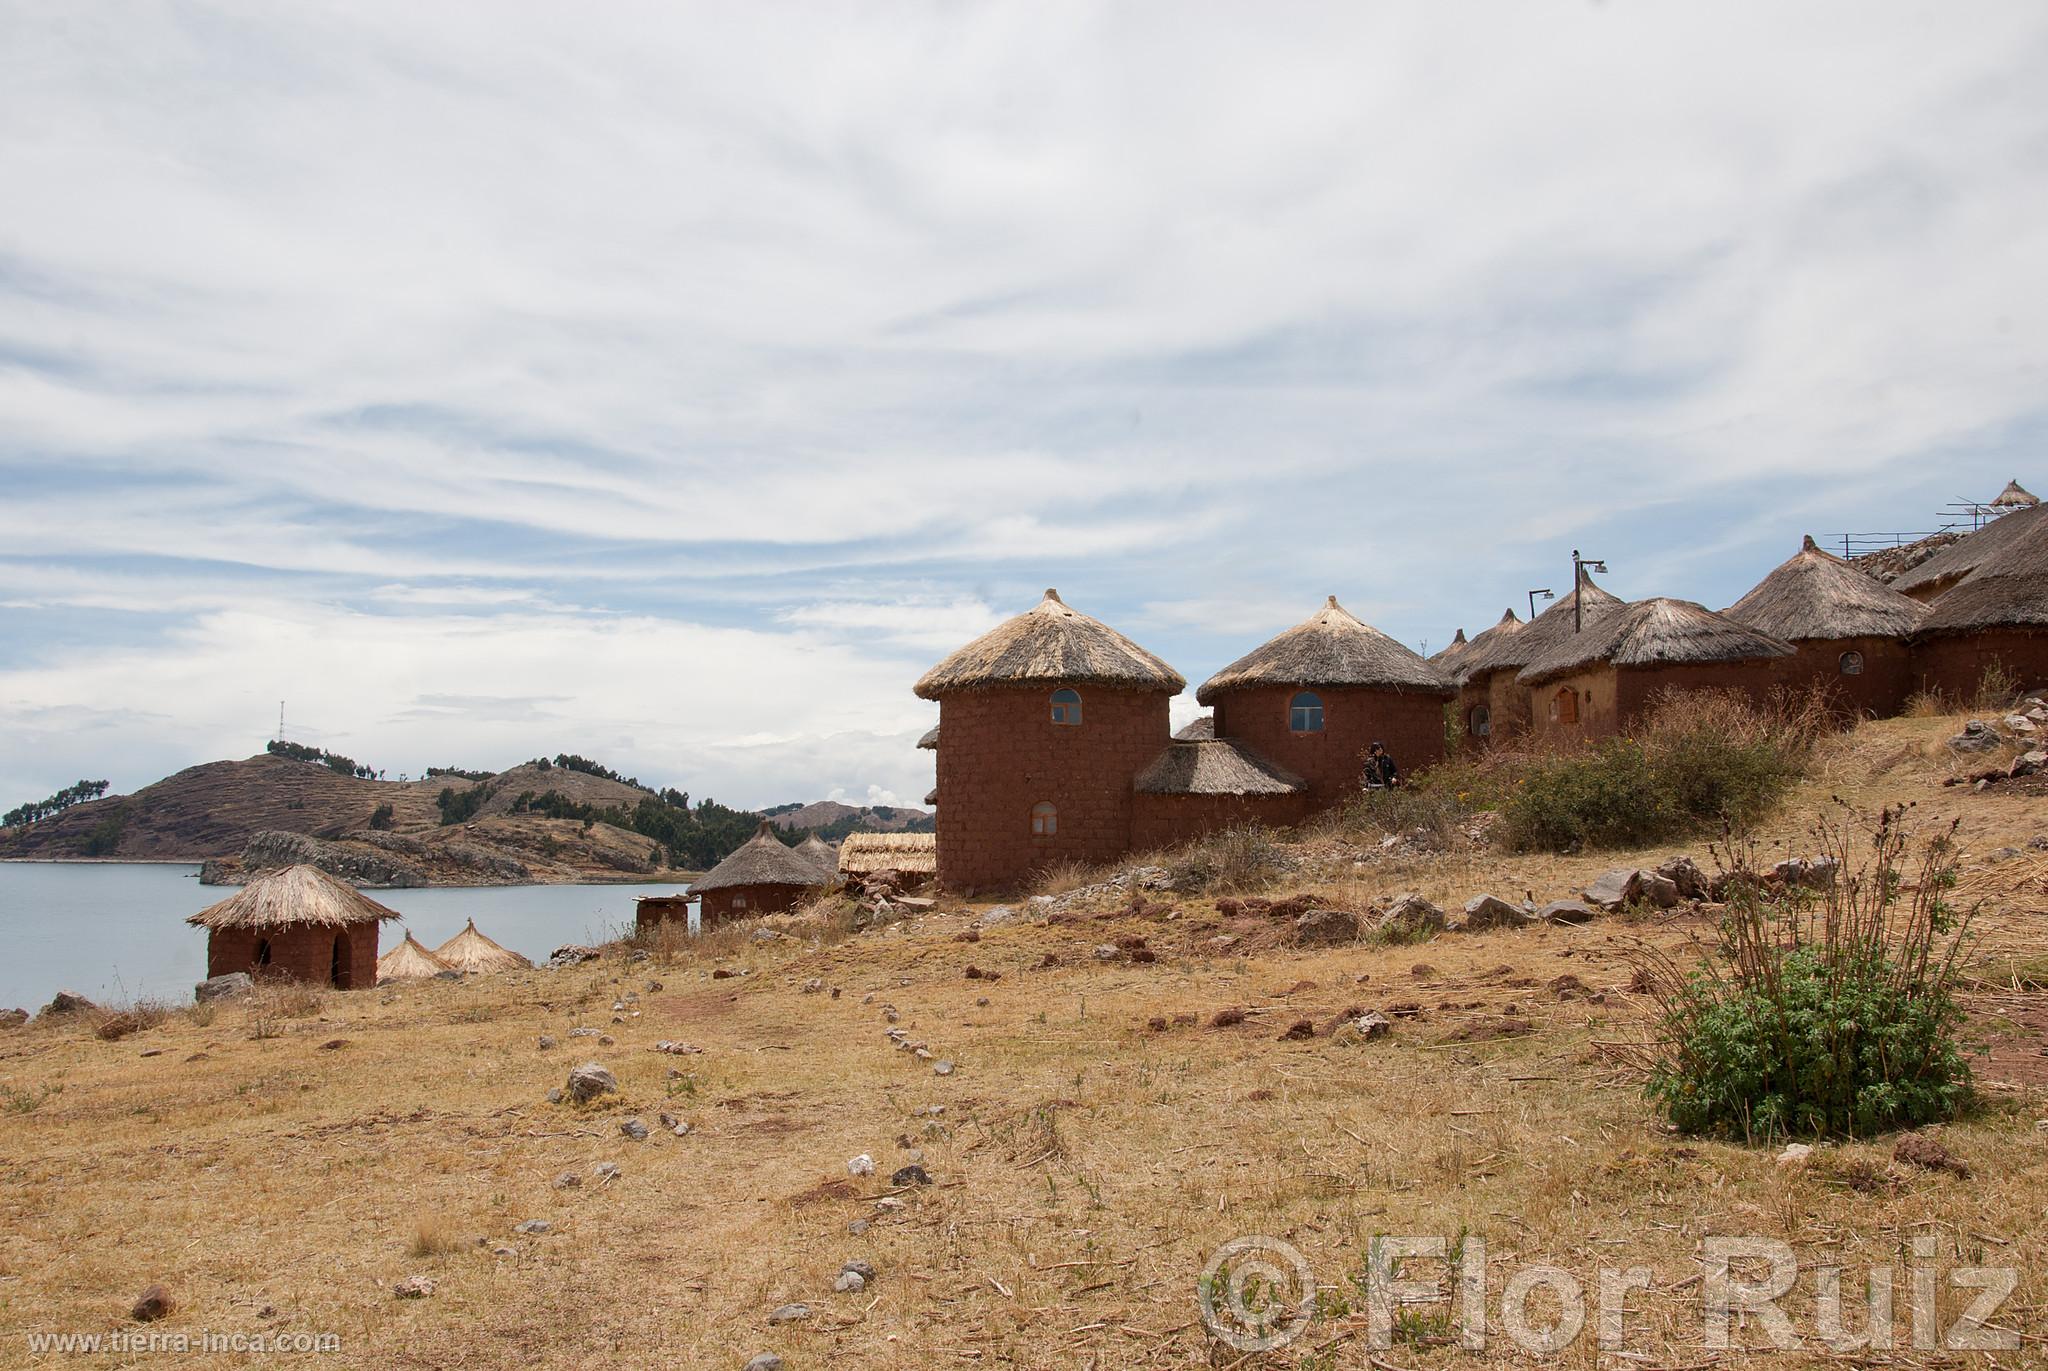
<box><xmin>1991</xmin><ymin>479</ymin><xmax>2039</xmax><ymax>511</ymax></box>
<box><xmin>186</xmin><ymin>864</ymin><xmax>398</xmax><ymax>989</ymax></box>
<box><xmin>1725</xmin><ymin>536</ymin><xmax>1927</xmax><ymax>717</ymax></box>
<box><xmin>1518</xmin><ymin>598</ymin><xmax>1795</xmax><ymax>739</ymax></box>
<box><xmin>1914</xmin><ymin>502</ymin><xmax>2048</xmax><ymax>700</ymax></box>
<box><xmin>1172</xmin><ymin>714</ymin><xmax>1216</xmax><ymax>740</ymax></box>
<box><xmin>1894</xmin><ymin>498</ymin><xmax>2045</xmax><ymax>602</ymax></box>
<box><xmin>1130</xmin><ymin>738</ymin><xmax>1308</xmax><ymax>849</ymax></box>
<box><xmin>432</xmin><ymin>919</ymin><xmax>532</xmax><ymax>974</ymax></box>
<box><xmin>633</xmin><ymin>893</ymin><xmax>693</xmax><ymax>934</ymax></box>
<box><xmin>1456</xmin><ymin>572</ymin><xmax>1623</xmax><ymax>747</ymax></box>
<box><xmin>915</xmin><ymin>588</ymin><xmax>1185</xmax><ymax>891</ymax></box>
<box><xmin>377</xmin><ymin>932</ymin><xmax>453</xmax><ymax>984</ymax></box>
<box><xmin>795</xmin><ymin>833</ymin><xmax>841</xmax><ymax>880</ymax></box>
<box><xmin>1428</xmin><ymin>628</ymin><xmax>1470</xmax><ymax>676</ymax></box>
<box><xmin>689</xmin><ymin>819</ymin><xmax>831</xmax><ymax>923</ymax></box>
<box><xmin>1197</xmin><ymin>596</ymin><xmax>1454</xmax><ymax>804</ymax></box>
<box><xmin>1441</xmin><ymin>609</ymin><xmax>1523</xmax><ymax>738</ymax></box>
<box><xmin>838</xmin><ymin>832</ymin><xmax>938</xmax><ymax>888</ymax></box>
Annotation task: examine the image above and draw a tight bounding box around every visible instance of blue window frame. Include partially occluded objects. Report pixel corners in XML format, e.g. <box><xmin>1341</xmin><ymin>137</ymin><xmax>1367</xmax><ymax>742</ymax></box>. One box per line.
<box><xmin>1050</xmin><ymin>688</ymin><xmax>1082</xmax><ymax>725</ymax></box>
<box><xmin>1289</xmin><ymin>691</ymin><xmax>1324</xmax><ymax>732</ymax></box>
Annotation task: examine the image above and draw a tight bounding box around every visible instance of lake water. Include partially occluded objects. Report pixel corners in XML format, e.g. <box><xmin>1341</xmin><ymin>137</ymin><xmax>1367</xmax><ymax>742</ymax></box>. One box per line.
<box><xmin>0</xmin><ymin>862</ymin><xmax>696</xmax><ymax>1010</ymax></box>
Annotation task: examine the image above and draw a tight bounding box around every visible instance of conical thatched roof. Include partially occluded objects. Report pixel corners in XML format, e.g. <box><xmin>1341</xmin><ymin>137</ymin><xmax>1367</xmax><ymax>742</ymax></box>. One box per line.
<box><xmin>917</xmin><ymin>724</ymin><xmax>940</xmax><ymax>750</ymax></box>
<box><xmin>1992</xmin><ymin>479</ymin><xmax>2039</xmax><ymax>510</ymax></box>
<box><xmin>795</xmin><ymin>833</ymin><xmax>840</xmax><ymax>878</ymax></box>
<box><xmin>1458</xmin><ymin>571</ymin><xmax>1624</xmax><ymax>681</ymax></box>
<box><xmin>1429</xmin><ymin>628</ymin><xmax>1469</xmax><ymax>670</ymax></box>
<box><xmin>1133</xmin><ymin>739</ymin><xmax>1307</xmax><ymax>796</ymax></box>
<box><xmin>1446</xmin><ymin>609</ymin><xmax>1523</xmax><ymax>685</ymax></box>
<box><xmin>1896</xmin><ymin>502</ymin><xmax>2046</xmax><ymax>597</ymax></box>
<box><xmin>1725</xmin><ymin>536</ymin><xmax>1927</xmax><ymax>643</ymax></box>
<box><xmin>690</xmin><ymin>820</ymin><xmax>831</xmax><ymax>894</ymax></box>
<box><xmin>1173</xmin><ymin>714</ymin><xmax>1215</xmax><ymax>740</ymax></box>
<box><xmin>914</xmin><ymin>590</ymin><xmax>1184</xmax><ymax>698</ymax></box>
<box><xmin>1920</xmin><ymin>502</ymin><xmax>2048</xmax><ymax>636</ymax></box>
<box><xmin>376</xmin><ymin>932</ymin><xmax>452</xmax><ymax>983</ymax></box>
<box><xmin>1519</xmin><ymin>598</ymin><xmax>1795</xmax><ymax>686</ymax></box>
<box><xmin>186</xmin><ymin>864</ymin><xmax>403</xmax><ymax>931</ymax></box>
<box><xmin>432</xmin><ymin>919</ymin><xmax>532</xmax><ymax>974</ymax></box>
<box><xmin>1196</xmin><ymin>597</ymin><xmax>1452</xmax><ymax>705</ymax></box>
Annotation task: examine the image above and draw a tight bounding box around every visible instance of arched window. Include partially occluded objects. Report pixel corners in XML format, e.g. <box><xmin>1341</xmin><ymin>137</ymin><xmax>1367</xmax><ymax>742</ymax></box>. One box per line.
<box><xmin>1289</xmin><ymin>691</ymin><xmax>1325</xmax><ymax>732</ymax></box>
<box><xmin>1050</xmin><ymin>688</ymin><xmax>1082</xmax><ymax>725</ymax></box>
<box><xmin>1031</xmin><ymin>801</ymin><xmax>1058</xmax><ymax>837</ymax></box>
<box><xmin>1469</xmin><ymin>704</ymin><xmax>1491</xmax><ymax>739</ymax></box>
<box><xmin>733</xmin><ymin>892</ymin><xmax>748</xmax><ymax>910</ymax></box>
<box><xmin>1554</xmin><ymin>687</ymin><xmax>1579</xmax><ymax>726</ymax></box>
<box><xmin>1838</xmin><ymin>651</ymin><xmax>1864</xmax><ymax>676</ymax></box>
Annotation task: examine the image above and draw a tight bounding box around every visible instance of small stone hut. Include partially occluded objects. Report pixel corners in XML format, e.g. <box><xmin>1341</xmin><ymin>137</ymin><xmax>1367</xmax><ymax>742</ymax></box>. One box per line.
<box><xmin>689</xmin><ymin>819</ymin><xmax>831</xmax><ymax>923</ymax></box>
<box><xmin>186</xmin><ymin>863</ymin><xmax>398</xmax><ymax>989</ymax></box>
<box><xmin>1517</xmin><ymin>598</ymin><xmax>1796</xmax><ymax>740</ymax></box>
<box><xmin>1725</xmin><ymin>536</ymin><xmax>1926</xmax><ymax>718</ymax></box>
<box><xmin>915</xmin><ymin>589</ymin><xmax>1185</xmax><ymax>892</ymax></box>
<box><xmin>1196</xmin><ymin>596</ymin><xmax>1454</xmax><ymax>805</ymax></box>
<box><xmin>1914</xmin><ymin>502</ymin><xmax>2048</xmax><ymax>700</ymax></box>
<box><xmin>1456</xmin><ymin>572</ymin><xmax>1623</xmax><ymax>747</ymax></box>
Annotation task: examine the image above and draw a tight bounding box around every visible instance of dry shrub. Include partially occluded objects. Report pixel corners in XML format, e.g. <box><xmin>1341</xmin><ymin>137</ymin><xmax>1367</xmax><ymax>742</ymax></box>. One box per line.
<box><xmin>1972</xmin><ymin>658</ymin><xmax>2023</xmax><ymax>711</ymax></box>
<box><xmin>1031</xmin><ymin>858</ymin><xmax>1105</xmax><ymax>898</ymax></box>
<box><xmin>408</xmin><ymin>1213</ymin><xmax>466</xmax><ymax>1258</ymax></box>
<box><xmin>1162</xmin><ymin>826</ymin><xmax>1288</xmax><ymax>895</ymax></box>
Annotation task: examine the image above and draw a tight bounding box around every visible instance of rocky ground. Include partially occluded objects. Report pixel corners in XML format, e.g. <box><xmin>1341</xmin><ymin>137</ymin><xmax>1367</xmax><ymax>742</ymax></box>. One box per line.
<box><xmin>2</xmin><ymin>710</ymin><xmax>2045</xmax><ymax>1368</ymax></box>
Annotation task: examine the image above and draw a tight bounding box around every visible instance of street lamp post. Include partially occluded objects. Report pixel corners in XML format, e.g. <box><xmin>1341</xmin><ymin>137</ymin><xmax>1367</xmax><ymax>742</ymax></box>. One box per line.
<box><xmin>1526</xmin><ymin>588</ymin><xmax>1554</xmax><ymax>621</ymax></box>
<box><xmin>1571</xmin><ymin>549</ymin><xmax>1609</xmax><ymax>632</ymax></box>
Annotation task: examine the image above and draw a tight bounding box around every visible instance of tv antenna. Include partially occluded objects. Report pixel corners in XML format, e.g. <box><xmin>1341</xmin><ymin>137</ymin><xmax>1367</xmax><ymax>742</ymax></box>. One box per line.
<box><xmin>277</xmin><ymin>700</ymin><xmax>285</xmax><ymax>742</ymax></box>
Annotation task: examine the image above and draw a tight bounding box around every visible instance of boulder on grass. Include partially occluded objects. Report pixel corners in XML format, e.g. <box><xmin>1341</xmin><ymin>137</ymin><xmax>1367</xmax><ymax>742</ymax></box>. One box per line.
<box><xmin>1653</xmin><ymin>855</ymin><xmax>1708</xmax><ymax>899</ymax></box>
<box><xmin>1455</xmin><ymin>895</ymin><xmax>1532</xmax><ymax>932</ymax></box>
<box><xmin>194</xmin><ymin>972</ymin><xmax>254</xmax><ymax>1003</ymax></box>
<box><xmin>1538</xmin><ymin>899</ymin><xmax>1599</xmax><ymax>925</ymax></box>
<box><xmin>1293</xmin><ymin>908</ymin><xmax>1360</xmax><ymax>946</ymax></box>
<box><xmin>1948</xmin><ymin>720</ymin><xmax>2003</xmax><ymax>753</ymax></box>
<box><xmin>39</xmin><ymin>990</ymin><xmax>99</xmax><ymax>1018</ymax></box>
<box><xmin>1583</xmin><ymin>869</ymin><xmax>1643</xmax><ymax>911</ymax></box>
<box><xmin>565</xmin><ymin>1062</ymin><xmax>618</xmax><ymax>1103</ymax></box>
<box><xmin>1375</xmin><ymin>894</ymin><xmax>1445</xmax><ymax>939</ymax></box>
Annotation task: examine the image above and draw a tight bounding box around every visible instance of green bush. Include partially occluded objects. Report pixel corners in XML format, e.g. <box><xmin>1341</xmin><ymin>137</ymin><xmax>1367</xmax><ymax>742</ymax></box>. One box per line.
<box><xmin>1632</xmin><ymin>807</ymin><xmax>1976</xmax><ymax>1140</ymax></box>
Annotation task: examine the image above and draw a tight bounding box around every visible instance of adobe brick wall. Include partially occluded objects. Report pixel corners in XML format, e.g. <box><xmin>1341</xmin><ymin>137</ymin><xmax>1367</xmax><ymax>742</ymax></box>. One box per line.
<box><xmin>698</xmin><ymin>883</ymin><xmax>809</xmax><ymax>924</ymax></box>
<box><xmin>1524</xmin><ymin>661</ymin><xmax>1785</xmax><ymax>743</ymax></box>
<box><xmin>1129</xmin><ymin>791</ymin><xmax>1314</xmax><ymax>852</ymax></box>
<box><xmin>205</xmin><ymin>920</ymin><xmax>380</xmax><ymax>989</ymax></box>
<box><xmin>933</xmin><ymin>685</ymin><xmax>1171</xmax><ymax>893</ymax></box>
<box><xmin>1772</xmin><ymin>636</ymin><xmax>1916</xmax><ymax>719</ymax></box>
<box><xmin>635</xmin><ymin>896</ymin><xmax>692</xmax><ymax>933</ymax></box>
<box><xmin>1457</xmin><ymin>670</ymin><xmax>1535</xmax><ymax>751</ymax></box>
<box><xmin>1211</xmin><ymin>684</ymin><xmax>1447</xmax><ymax>804</ymax></box>
<box><xmin>1914</xmin><ymin>629</ymin><xmax>2048</xmax><ymax>702</ymax></box>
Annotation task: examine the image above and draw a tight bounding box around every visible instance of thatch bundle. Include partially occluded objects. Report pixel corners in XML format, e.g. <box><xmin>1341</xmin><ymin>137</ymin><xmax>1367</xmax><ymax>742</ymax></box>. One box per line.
<box><xmin>795</xmin><ymin>833</ymin><xmax>841</xmax><ymax>878</ymax></box>
<box><xmin>1173</xmin><ymin>714</ymin><xmax>1216</xmax><ymax>740</ymax></box>
<box><xmin>1726</xmin><ymin>536</ymin><xmax>1926</xmax><ymax>642</ymax></box>
<box><xmin>1896</xmin><ymin>502</ymin><xmax>2046</xmax><ymax>598</ymax></box>
<box><xmin>1196</xmin><ymin>596</ymin><xmax>1452</xmax><ymax>704</ymax></box>
<box><xmin>690</xmin><ymin>820</ymin><xmax>831</xmax><ymax>893</ymax></box>
<box><xmin>914</xmin><ymin>590</ymin><xmax>1184</xmax><ymax>698</ymax></box>
<box><xmin>1518</xmin><ymin>598</ymin><xmax>1794</xmax><ymax>686</ymax></box>
<box><xmin>838</xmin><ymin>832</ymin><xmax>937</xmax><ymax>876</ymax></box>
<box><xmin>1920</xmin><ymin>503</ymin><xmax>2048</xmax><ymax>634</ymax></box>
<box><xmin>1133</xmin><ymin>740</ymin><xmax>1306</xmax><ymax>796</ymax></box>
<box><xmin>376</xmin><ymin>932</ymin><xmax>452</xmax><ymax>983</ymax></box>
<box><xmin>1445</xmin><ymin>609</ymin><xmax>1523</xmax><ymax>685</ymax></box>
<box><xmin>186</xmin><ymin>864</ymin><xmax>403</xmax><ymax>931</ymax></box>
<box><xmin>1457</xmin><ymin>572</ymin><xmax>1623</xmax><ymax>681</ymax></box>
<box><xmin>432</xmin><ymin>919</ymin><xmax>532</xmax><ymax>974</ymax></box>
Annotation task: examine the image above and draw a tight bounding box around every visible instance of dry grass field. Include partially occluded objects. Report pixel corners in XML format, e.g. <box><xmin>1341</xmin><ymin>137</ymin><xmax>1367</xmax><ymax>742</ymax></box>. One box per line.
<box><xmin>3</xmin><ymin>711</ymin><xmax>2046</xmax><ymax>1369</ymax></box>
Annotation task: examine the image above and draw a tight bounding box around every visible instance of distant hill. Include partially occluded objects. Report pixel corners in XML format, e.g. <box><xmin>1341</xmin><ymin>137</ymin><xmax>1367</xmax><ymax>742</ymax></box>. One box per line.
<box><xmin>761</xmin><ymin>800</ymin><xmax>934</xmax><ymax>836</ymax></box>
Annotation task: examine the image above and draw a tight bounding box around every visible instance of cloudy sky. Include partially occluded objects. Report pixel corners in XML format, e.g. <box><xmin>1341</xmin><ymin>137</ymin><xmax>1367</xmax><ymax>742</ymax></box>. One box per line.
<box><xmin>4</xmin><ymin>2</ymin><xmax>2046</xmax><ymax>811</ymax></box>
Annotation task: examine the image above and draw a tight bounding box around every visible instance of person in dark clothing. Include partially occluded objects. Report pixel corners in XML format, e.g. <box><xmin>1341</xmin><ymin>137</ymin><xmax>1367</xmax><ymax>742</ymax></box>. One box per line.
<box><xmin>1362</xmin><ymin>740</ymin><xmax>1401</xmax><ymax>789</ymax></box>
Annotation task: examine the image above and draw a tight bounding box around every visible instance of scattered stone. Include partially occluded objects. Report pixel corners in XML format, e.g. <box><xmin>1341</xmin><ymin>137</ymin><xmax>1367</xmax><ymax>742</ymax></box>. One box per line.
<box><xmin>1457</xmin><ymin>895</ymin><xmax>1532</xmax><ymax>932</ymax></box>
<box><xmin>1949</xmin><ymin>719</ymin><xmax>2004</xmax><ymax>753</ymax></box>
<box><xmin>1549</xmin><ymin>973</ymin><xmax>1592</xmax><ymax>1000</ymax></box>
<box><xmin>568</xmin><ymin>1026</ymin><xmax>603</xmax><ymax>1038</ymax></box>
<box><xmin>659</xmin><ymin>1111</ymin><xmax>690</xmax><ymax>1136</ymax></box>
<box><xmin>553</xmin><ymin>1171</ymin><xmax>582</xmax><ymax>1190</ymax></box>
<box><xmin>651</xmin><ymin>1041</ymin><xmax>702</xmax><ymax>1055</ymax></box>
<box><xmin>1776</xmin><ymin>1142</ymin><xmax>1813</xmax><ymax>1167</ymax></box>
<box><xmin>767</xmin><ymin>1303</ymin><xmax>811</xmax><ymax>1325</ymax></box>
<box><xmin>1772</xmin><ymin>856</ymin><xmax>1840</xmax><ymax>890</ymax></box>
<box><xmin>1984</xmin><ymin>846</ymin><xmax>2024</xmax><ymax>865</ymax></box>
<box><xmin>1342</xmin><ymin>1011</ymin><xmax>1394</xmax><ymax>1042</ymax></box>
<box><xmin>848</xmin><ymin>1154</ymin><xmax>876</xmax><ymax>1177</ymax></box>
<box><xmin>801</xmin><ymin>978</ymin><xmax>823</xmax><ymax>995</ymax></box>
<box><xmin>1279</xmin><ymin>1019</ymin><xmax>1314</xmax><ymax>1041</ymax></box>
<box><xmin>1539</xmin><ymin>899</ymin><xmax>1599</xmax><ymax>925</ymax></box>
<box><xmin>1145</xmin><ymin>1015</ymin><xmax>1169</xmax><ymax>1032</ymax></box>
<box><xmin>1293</xmin><ymin>907</ymin><xmax>1360</xmax><ymax>945</ymax></box>
<box><xmin>537</xmin><ymin>1034</ymin><xmax>557</xmax><ymax>1050</ymax></box>
<box><xmin>745</xmin><ymin>1356</ymin><xmax>786</xmax><ymax>1371</ymax></box>
<box><xmin>39</xmin><ymin>990</ymin><xmax>99</xmax><ymax>1018</ymax></box>
<box><xmin>890</xmin><ymin>1164</ymin><xmax>932</xmax><ymax>1187</ymax></box>
<box><xmin>594</xmin><ymin>1162</ymin><xmax>622</xmax><ymax>1181</ymax></box>
<box><xmin>834</xmin><ymin>1270</ymin><xmax>865</xmax><ymax>1293</ymax></box>
<box><xmin>1375</xmin><ymin>894</ymin><xmax>1445</xmax><ymax>938</ymax></box>
<box><xmin>1584</xmin><ymin>868</ymin><xmax>1644</xmax><ymax>911</ymax></box>
<box><xmin>566</xmin><ymin>1063</ymin><xmax>618</xmax><ymax>1103</ymax></box>
<box><xmin>933</xmin><ymin>1060</ymin><xmax>955</xmax><ymax>1076</ymax></box>
<box><xmin>1893</xmin><ymin>1133</ymin><xmax>1971</xmax><ymax>1178</ymax></box>
<box><xmin>842</xmin><ymin>1259</ymin><xmax>877</xmax><ymax>1282</ymax></box>
<box><xmin>597</xmin><ymin>1034</ymin><xmax>615</xmax><ymax>1046</ymax></box>
<box><xmin>545</xmin><ymin>1088</ymin><xmax>564</xmax><ymax>1104</ymax></box>
<box><xmin>1654</xmin><ymin>855</ymin><xmax>1709</xmax><ymax>899</ymax></box>
<box><xmin>1092</xmin><ymin>944</ymin><xmax>1122</xmax><ymax>962</ymax></box>
<box><xmin>0</xmin><ymin>1007</ymin><xmax>27</xmax><ymax>1029</ymax></box>
<box><xmin>131</xmin><ymin>1283</ymin><xmax>173</xmax><ymax>1322</ymax></box>
<box><xmin>514</xmin><ymin>1219</ymin><xmax>552</xmax><ymax>1235</ymax></box>
<box><xmin>1208</xmin><ymin>1006</ymin><xmax>1246</xmax><ymax>1028</ymax></box>
<box><xmin>2011</xmin><ymin>750</ymin><xmax>2048</xmax><ymax>779</ymax></box>
<box><xmin>393</xmin><ymin>1275</ymin><xmax>436</xmax><ymax>1300</ymax></box>
<box><xmin>620</xmin><ymin>1117</ymin><xmax>650</xmax><ymax>1141</ymax></box>
<box><xmin>1409</xmin><ymin>963</ymin><xmax>1438</xmax><ymax>980</ymax></box>
<box><xmin>194</xmin><ymin>972</ymin><xmax>254</xmax><ymax>1003</ymax></box>
<box><xmin>847</xmin><ymin>1219</ymin><xmax>871</xmax><ymax>1236</ymax></box>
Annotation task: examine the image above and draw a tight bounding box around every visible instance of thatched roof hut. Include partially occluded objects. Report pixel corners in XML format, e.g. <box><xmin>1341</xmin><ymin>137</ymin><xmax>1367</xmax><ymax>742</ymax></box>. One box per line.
<box><xmin>1196</xmin><ymin>597</ymin><xmax>1453</xmax><ymax>704</ymax></box>
<box><xmin>1519</xmin><ymin>598</ymin><xmax>1795</xmax><ymax>686</ymax></box>
<box><xmin>1457</xmin><ymin>571</ymin><xmax>1623</xmax><ymax>681</ymax></box>
<box><xmin>186</xmin><ymin>863</ymin><xmax>404</xmax><ymax>932</ymax></box>
<box><xmin>1429</xmin><ymin>628</ymin><xmax>1469</xmax><ymax>672</ymax></box>
<box><xmin>376</xmin><ymin>932</ymin><xmax>452</xmax><ymax>983</ymax></box>
<box><xmin>690</xmin><ymin>820</ymin><xmax>831</xmax><ymax>893</ymax></box>
<box><xmin>914</xmin><ymin>589</ymin><xmax>1184</xmax><ymax>698</ymax></box>
<box><xmin>795</xmin><ymin>833</ymin><xmax>841</xmax><ymax>878</ymax></box>
<box><xmin>432</xmin><ymin>919</ymin><xmax>531</xmax><ymax>974</ymax></box>
<box><xmin>917</xmin><ymin>724</ymin><xmax>940</xmax><ymax>750</ymax></box>
<box><xmin>1726</xmin><ymin>536</ymin><xmax>1927</xmax><ymax>642</ymax></box>
<box><xmin>1895</xmin><ymin>502</ymin><xmax>2046</xmax><ymax>599</ymax></box>
<box><xmin>1446</xmin><ymin>609</ymin><xmax>1523</xmax><ymax>685</ymax></box>
<box><xmin>1173</xmin><ymin>714</ymin><xmax>1216</xmax><ymax>740</ymax></box>
<box><xmin>1991</xmin><ymin>479</ymin><xmax>2039</xmax><ymax>510</ymax></box>
<box><xmin>1920</xmin><ymin>503</ymin><xmax>2048</xmax><ymax>635</ymax></box>
<box><xmin>838</xmin><ymin>832</ymin><xmax>937</xmax><ymax>878</ymax></box>
<box><xmin>1133</xmin><ymin>740</ymin><xmax>1306</xmax><ymax>796</ymax></box>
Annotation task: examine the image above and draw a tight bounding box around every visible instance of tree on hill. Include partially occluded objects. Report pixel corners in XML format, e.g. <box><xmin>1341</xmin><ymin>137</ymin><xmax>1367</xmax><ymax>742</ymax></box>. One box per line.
<box><xmin>265</xmin><ymin>739</ymin><xmax>378</xmax><ymax>780</ymax></box>
<box><xmin>3</xmin><ymin>779</ymin><xmax>110</xmax><ymax>829</ymax></box>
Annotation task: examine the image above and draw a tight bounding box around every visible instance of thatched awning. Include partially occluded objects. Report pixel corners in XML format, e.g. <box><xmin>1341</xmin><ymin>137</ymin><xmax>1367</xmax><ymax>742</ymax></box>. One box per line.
<box><xmin>915</xmin><ymin>590</ymin><xmax>1184</xmax><ymax>698</ymax></box>
<box><xmin>1896</xmin><ymin>502</ymin><xmax>2045</xmax><ymax>597</ymax></box>
<box><xmin>376</xmin><ymin>932</ymin><xmax>451</xmax><ymax>983</ymax></box>
<box><xmin>432</xmin><ymin>919</ymin><xmax>532</xmax><ymax>974</ymax></box>
<box><xmin>1726</xmin><ymin>536</ymin><xmax>1926</xmax><ymax>642</ymax></box>
<box><xmin>917</xmin><ymin>724</ymin><xmax>940</xmax><ymax>750</ymax></box>
<box><xmin>1196</xmin><ymin>597</ymin><xmax>1452</xmax><ymax>704</ymax></box>
<box><xmin>1173</xmin><ymin>714</ymin><xmax>1216</xmax><ymax>740</ymax></box>
<box><xmin>689</xmin><ymin>820</ymin><xmax>832</xmax><ymax>894</ymax></box>
<box><xmin>186</xmin><ymin>864</ymin><xmax>403</xmax><ymax>931</ymax></box>
<box><xmin>1921</xmin><ymin>503</ymin><xmax>2048</xmax><ymax>635</ymax></box>
<box><xmin>1458</xmin><ymin>571</ymin><xmax>1623</xmax><ymax>682</ymax></box>
<box><xmin>838</xmin><ymin>832</ymin><xmax>937</xmax><ymax>876</ymax></box>
<box><xmin>1518</xmin><ymin>598</ymin><xmax>1795</xmax><ymax>686</ymax></box>
<box><xmin>1134</xmin><ymin>739</ymin><xmax>1307</xmax><ymax>796</ymax></box>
